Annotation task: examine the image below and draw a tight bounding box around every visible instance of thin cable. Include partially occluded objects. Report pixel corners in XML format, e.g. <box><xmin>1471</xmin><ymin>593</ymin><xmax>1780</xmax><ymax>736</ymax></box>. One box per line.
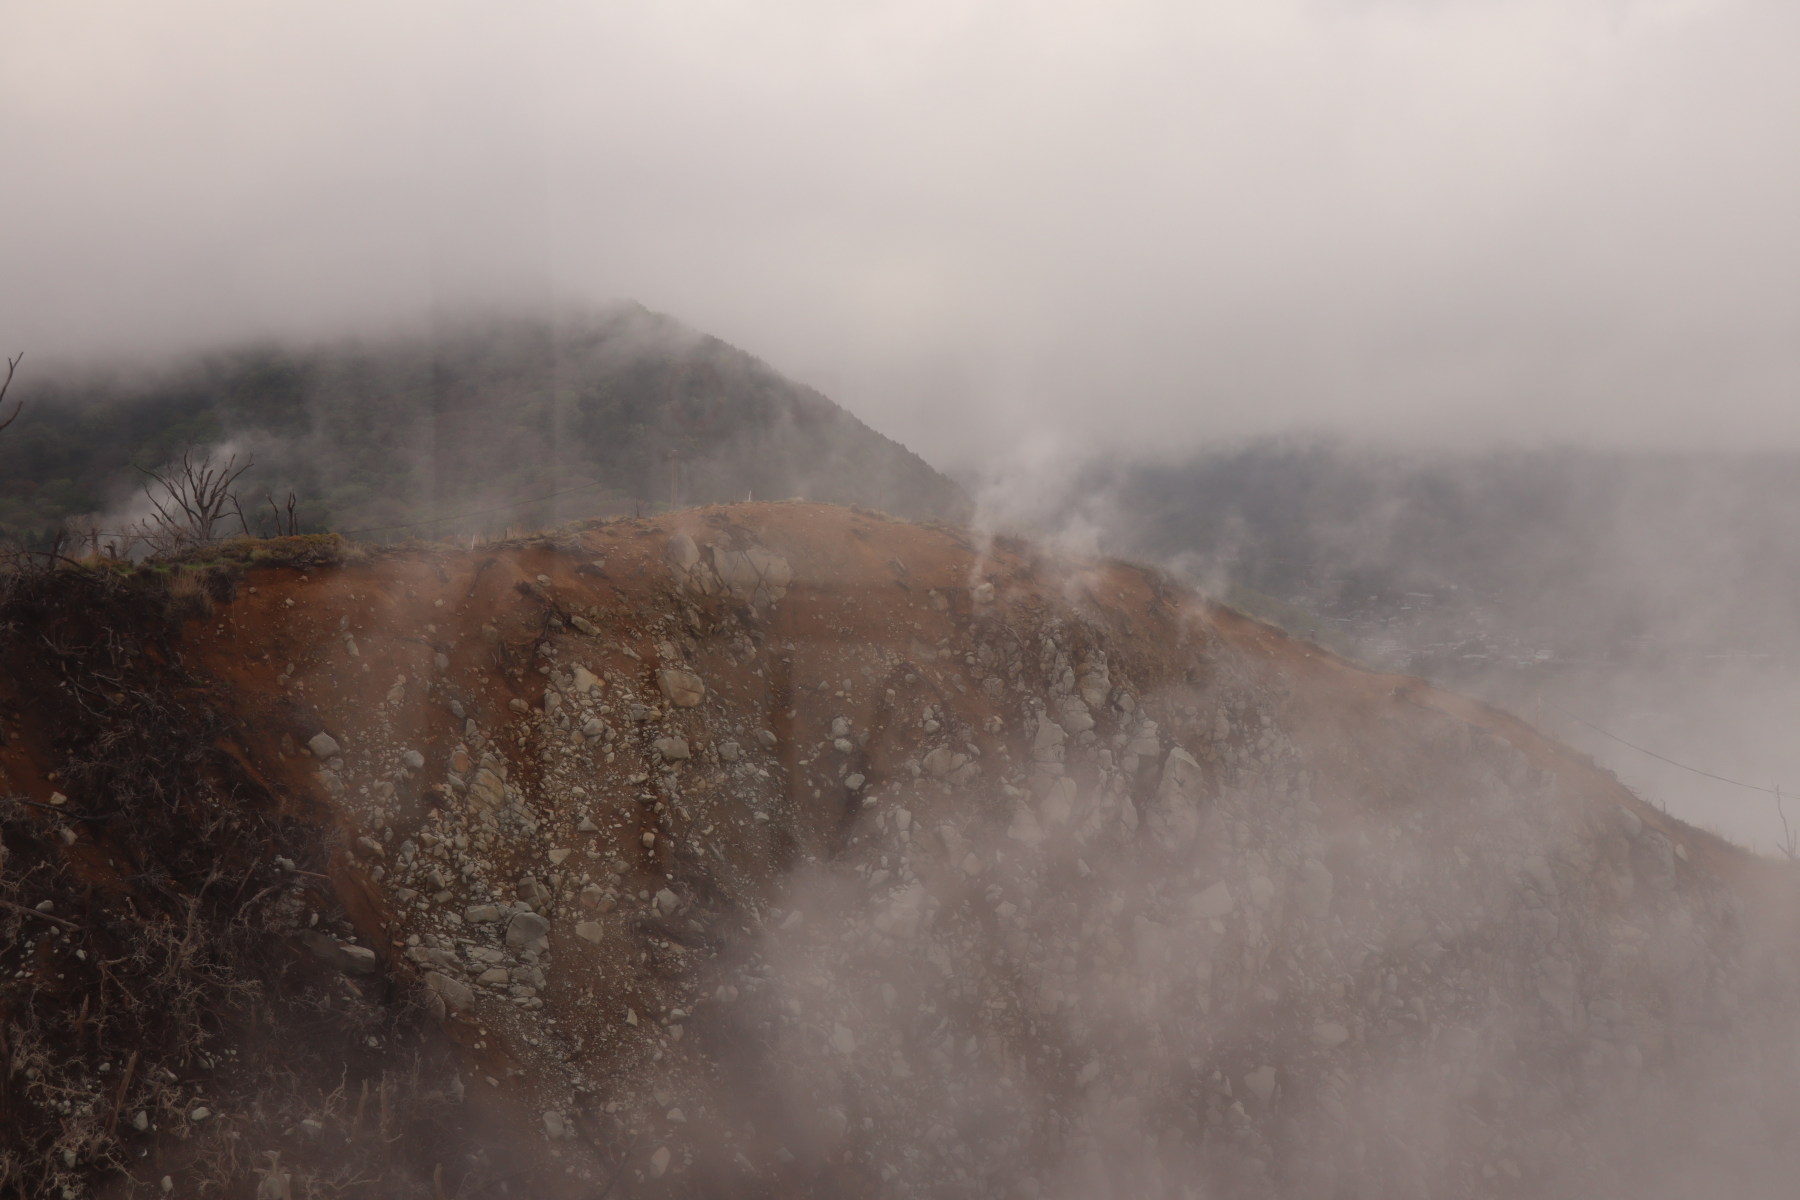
<box><xmin>1545</xmin><ymin>701</ymin><xmax>1788</xmax><ymax>798</ymax></box>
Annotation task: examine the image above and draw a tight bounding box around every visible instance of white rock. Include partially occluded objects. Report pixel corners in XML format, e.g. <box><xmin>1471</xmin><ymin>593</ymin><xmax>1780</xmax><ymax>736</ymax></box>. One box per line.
<box><xmin>666</xmin><ymin>533</ymin><xmax>701</xmax><ymax>571</ymax></box>
<box><xmin>1039</xmin><ymin>777</ymin><xmax>1077</xmax><ymax>825</ymax></box>
<box><xmin>1311</xmin><ymin>1022</ymin><xmax>1350</xmax><ymax>1049</ymax></box>
<box><xmin>1007</xmin><ymin>806</ymin><xmax>1045</xmax><ymax>846</ymax></box>
<box><xmin>1193</xmin><ymin>881</ymin><xmax>1235</xmax><ymax>920</ymax></box>
<box><xmin>307</xmin><ymin>732</ymin><xmax>340</xmax><ymax>759</ymax></box>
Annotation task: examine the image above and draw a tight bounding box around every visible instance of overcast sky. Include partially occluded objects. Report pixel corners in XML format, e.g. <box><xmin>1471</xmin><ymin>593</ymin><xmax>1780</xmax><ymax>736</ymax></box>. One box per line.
<box><xmin>4</xmin><ymin>0</ymin><xmax>1797</xmax><ymax>467</ymax></box>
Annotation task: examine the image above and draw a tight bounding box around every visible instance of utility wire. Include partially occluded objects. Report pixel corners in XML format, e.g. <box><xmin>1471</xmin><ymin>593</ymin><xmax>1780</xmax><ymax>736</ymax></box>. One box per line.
<box><xmin>1544</xmin><ymin>700</ymin><xmax>1790</xmax><ymax>798</ymax></box>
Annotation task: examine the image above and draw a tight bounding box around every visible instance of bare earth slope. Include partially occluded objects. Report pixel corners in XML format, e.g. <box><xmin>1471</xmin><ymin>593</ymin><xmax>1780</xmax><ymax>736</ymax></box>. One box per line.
<box><xmin>2</xmin><ymin>503</ymin><xmax>1798</xmax><ymax>1198</ymax></box>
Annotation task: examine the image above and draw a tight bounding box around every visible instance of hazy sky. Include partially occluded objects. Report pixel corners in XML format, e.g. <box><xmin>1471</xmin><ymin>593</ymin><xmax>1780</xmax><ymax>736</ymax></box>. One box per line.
<box><xmin>4</xmin><ymin>0</ymin><xmax>1797</xmax><ymax>467</ymax></box>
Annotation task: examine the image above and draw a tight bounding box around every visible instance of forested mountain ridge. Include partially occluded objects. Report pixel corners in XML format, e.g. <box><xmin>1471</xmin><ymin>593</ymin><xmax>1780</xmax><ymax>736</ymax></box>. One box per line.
<box><xmin>0</xmin><ymin>305</ymin><xmax>968</xmax><ymax>542</ymax></box>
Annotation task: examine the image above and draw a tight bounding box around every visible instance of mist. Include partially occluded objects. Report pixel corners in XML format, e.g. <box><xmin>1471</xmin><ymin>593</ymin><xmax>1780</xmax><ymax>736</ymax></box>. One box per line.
<box><xmin>10</xmin><ymin>4</ymin><xmax>1800</xmax><ymax>1198</ymax></box>
<box><xmin>6</xmin><ymin>0</ymin><xmax>1800</xmax><ymax>466</ymax></box>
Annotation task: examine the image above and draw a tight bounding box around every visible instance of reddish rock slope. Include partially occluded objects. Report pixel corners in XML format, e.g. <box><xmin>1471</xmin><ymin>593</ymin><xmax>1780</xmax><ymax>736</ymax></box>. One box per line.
<box><xmin>2</xmin><ymin>503</ymin><xmax>1797</xmax><ymax>1198</ymax></box>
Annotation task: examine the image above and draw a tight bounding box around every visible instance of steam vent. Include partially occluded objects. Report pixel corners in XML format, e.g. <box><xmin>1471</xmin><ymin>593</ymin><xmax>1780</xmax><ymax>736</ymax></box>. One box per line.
<box><xmin>3</xmin><ymin>502</ymin><xmax>1798</xmax><ymax>1198</ymax></box>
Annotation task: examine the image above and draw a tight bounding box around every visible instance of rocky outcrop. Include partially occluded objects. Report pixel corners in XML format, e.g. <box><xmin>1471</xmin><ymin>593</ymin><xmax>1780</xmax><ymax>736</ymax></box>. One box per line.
<box><xmin>3</xmin><ymin>502</ymin><xmax>1798</xmax><ymax>1199</ymax></box>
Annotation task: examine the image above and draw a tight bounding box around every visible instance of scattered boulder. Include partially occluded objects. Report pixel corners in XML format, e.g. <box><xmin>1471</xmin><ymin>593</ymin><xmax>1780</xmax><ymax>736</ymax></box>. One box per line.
<box><xmin>505</xmin><ymin>912</ymin><xmax>552</xmax><ymax>950</ymax></box>
<box><xmin>299</xmin><ymin>931</ymin><xmax>377</xmax><ymax>976</ymax></box>
<box><xmin>1311</xmin><ymin>1022</ymin><xmax>1351</xmax><ymax>1049</ymax></box>
<box><xmin>469</xmin><ymin>766</ymin><xmax>508</xmax><ymax>810</ymax></box>
<box><xmin>657</xmin><ymin>669</ymin><xmax>706</xmax><ymax>708</ymax></box>
<box><xmin>425</xmin><ymin>971</ymin><xmax>475</xmax><ymax>1011</ymax></box>
<box><xmin>666</xmin><ymin>534</ymin><xmax>701</xmax><ymax>572</ymax></box>
<box><xmin>1193</xmin><ymin>881</ymin><xmax>1234</xmax><ymax>920</ymax></box>
<box><xmin>712</xmin><ymin>545</ymin><xmax>793</xmax><ymax>605</ymax></box>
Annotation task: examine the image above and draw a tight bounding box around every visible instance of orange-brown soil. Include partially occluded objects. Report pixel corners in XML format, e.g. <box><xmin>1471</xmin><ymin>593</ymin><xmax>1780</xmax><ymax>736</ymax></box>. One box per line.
<box><xmin>1</xmin><ymin>503</ymin><xmax>1795</xmax><ymax>1199</ymax></box>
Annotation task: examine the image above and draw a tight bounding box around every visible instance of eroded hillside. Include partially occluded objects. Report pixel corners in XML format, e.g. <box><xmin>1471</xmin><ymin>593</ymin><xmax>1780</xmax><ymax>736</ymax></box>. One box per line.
<box><xmin>2</xmin><ymin>504</ymin><xmax>1798</xmax><ymax>1198</ymax></box>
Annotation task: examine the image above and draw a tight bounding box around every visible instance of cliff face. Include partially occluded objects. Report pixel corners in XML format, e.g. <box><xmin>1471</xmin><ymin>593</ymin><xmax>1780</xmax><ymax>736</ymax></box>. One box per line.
<box><xmin>2</xmin><ymin>504</ymin><xmax>1797</xmax><ymax>1199</ymax></box>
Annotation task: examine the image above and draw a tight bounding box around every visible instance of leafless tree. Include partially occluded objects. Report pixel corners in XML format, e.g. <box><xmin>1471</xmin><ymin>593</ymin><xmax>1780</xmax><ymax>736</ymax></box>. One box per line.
<box><xmin>1775</xmin><ymin>785</ymin><xmax>1797</xmax><ymax>862</ymax></box>
<box><xmin>262</xmin><ymin>490</ymin><xmax>301</xmax><ymax>538</ymax></box>
<box><xmin>0</xmin><ymin>352</ymin><xmax>22</xmax><ymax>434</ymax></box>
<box><xmin>134</xmin><ymin>448</ymin><xmax>253</xmax><ymax>552</ymax></box>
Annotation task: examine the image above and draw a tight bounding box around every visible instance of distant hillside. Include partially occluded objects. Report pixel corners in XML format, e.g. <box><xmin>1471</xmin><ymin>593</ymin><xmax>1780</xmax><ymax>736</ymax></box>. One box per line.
<box><xmin>1063</xmin><ymin>440</ymin><xmax>1800</xmax><ymax>848</ymax></box>
<box><xmin>1082</xmin><ymin>438</ymin><xmax>1800</xmax><ymax>666</ymax></box>
<box><xmin>0</xmin><ymin>306</ymin><xmax>968</xmax><ymax>542</ymax></box>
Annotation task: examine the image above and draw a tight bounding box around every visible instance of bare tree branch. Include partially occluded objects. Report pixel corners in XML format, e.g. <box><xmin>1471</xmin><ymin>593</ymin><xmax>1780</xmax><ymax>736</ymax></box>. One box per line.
<box><xmin>262</xmin><ymin>490</ymin><xmax>300</xmax><ymax>537</ymax></box>
<box><xmin>0</xmin><ymin>353</ymin><xmax>23</xmax><ymax>434</ymax></box>
<box><xmin>131</xmin><ymin>448</ymin><xmax>254</xmax><ymax>554</ymax></box>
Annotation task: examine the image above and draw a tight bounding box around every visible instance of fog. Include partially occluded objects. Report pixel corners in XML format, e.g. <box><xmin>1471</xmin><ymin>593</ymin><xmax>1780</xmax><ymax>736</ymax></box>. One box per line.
<box><xmin>7</xmin><ymin>0</ymin><xmax>1799</xmax><ymax>850</ymax></box>
<box><xmin>9</xmin><ymin>11</ymin><xmax>1800</xmax><ymax>1194</ymax></box>
<box><xmin>6</xmin><ymin>0</ymin><xmax>1800</xmax><ymax>467</ymax></box>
